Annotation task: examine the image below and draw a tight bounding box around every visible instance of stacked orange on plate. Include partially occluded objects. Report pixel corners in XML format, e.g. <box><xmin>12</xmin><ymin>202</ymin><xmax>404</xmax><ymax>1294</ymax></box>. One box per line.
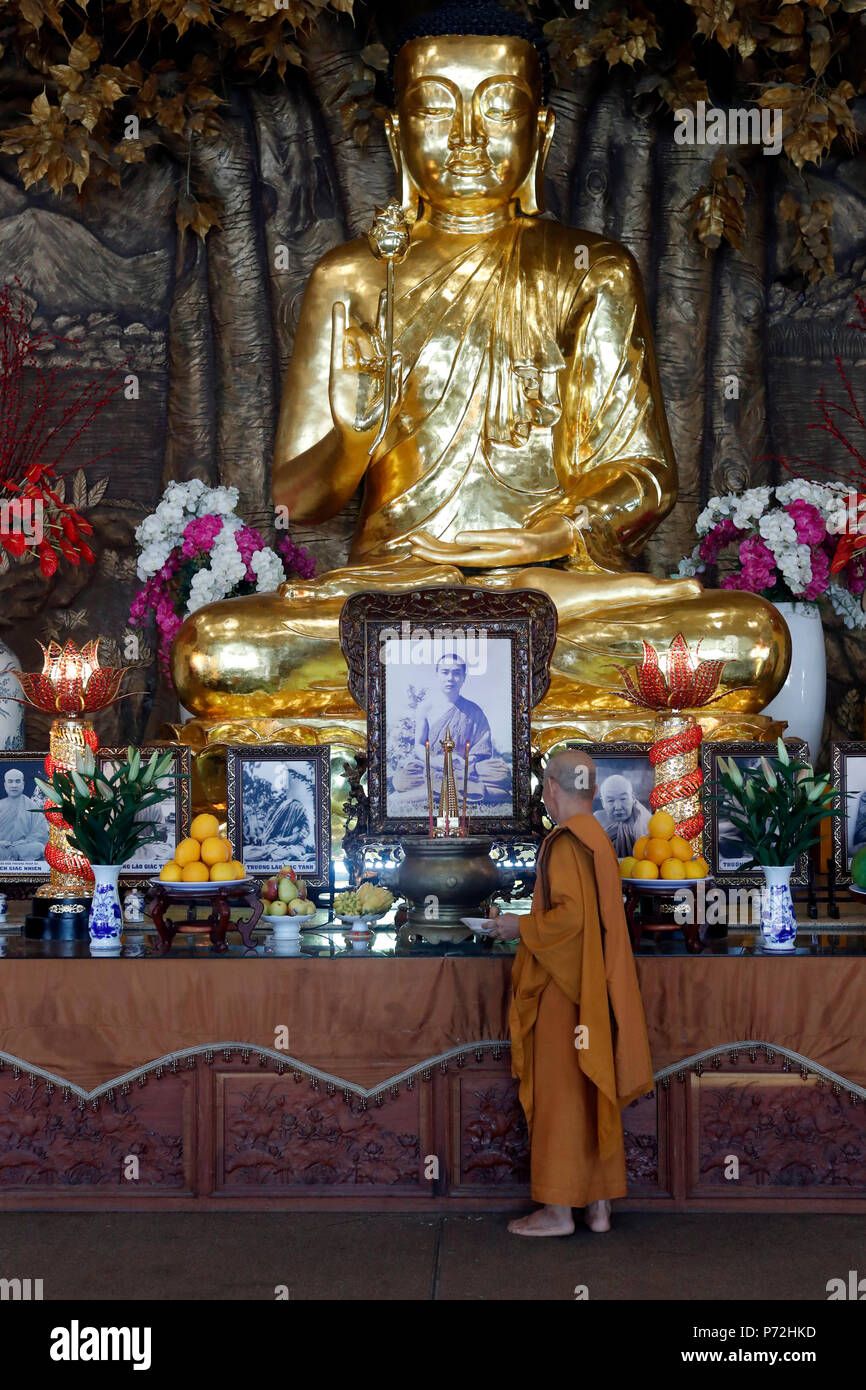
<box><xmin>619</xmin><ymin>811</ymin><xmax>709</xmax><ymax>882</ymax></box>
<box><xmin>159</xmin><ymin>814</ymin><xmax>246</xmax><ymax>883</ymax></box>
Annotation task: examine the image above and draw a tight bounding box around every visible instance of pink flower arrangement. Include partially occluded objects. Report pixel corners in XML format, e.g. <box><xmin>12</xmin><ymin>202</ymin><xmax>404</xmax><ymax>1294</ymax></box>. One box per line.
<box><xmin>676</xmin><ymin>481</ymin><xmax>866</xmax><ymax>629</ymax></box>
<box><xmin>130</xmin><ymin>481</ymin><xmax>317</xmax><ymax>678</ymax></box>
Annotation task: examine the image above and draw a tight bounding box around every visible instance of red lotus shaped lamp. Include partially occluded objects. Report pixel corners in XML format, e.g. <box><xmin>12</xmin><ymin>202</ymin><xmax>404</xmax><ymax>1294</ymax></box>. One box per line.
<box><xmin>610</xmin><ymin>635</ymin><xmax>733</xmax><ymax>853</ymax></box>
<box><xmin>14</xmin><ymin>640</ymin><xmax>133</xmax><ymax>900</ymax></box>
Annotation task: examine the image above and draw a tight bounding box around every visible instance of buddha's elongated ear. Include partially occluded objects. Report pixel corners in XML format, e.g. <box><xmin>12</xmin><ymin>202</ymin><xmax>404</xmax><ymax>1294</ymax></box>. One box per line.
<box><xmin>385</xmin><ymin>113</ymin><xmax>422</xmax><ymax>224</ymax></box>
<box><xmin>515</xmin><ymin>108</ymin><xmax>555</xmax><ymax>217</ymax></box>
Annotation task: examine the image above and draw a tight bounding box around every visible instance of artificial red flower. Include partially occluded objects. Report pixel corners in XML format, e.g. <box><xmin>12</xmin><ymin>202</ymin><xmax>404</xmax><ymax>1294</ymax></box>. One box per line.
<box><xmin>610</xmin><ymin>634</ymin><xmax>733</xmax><ymax>711</ymax></box>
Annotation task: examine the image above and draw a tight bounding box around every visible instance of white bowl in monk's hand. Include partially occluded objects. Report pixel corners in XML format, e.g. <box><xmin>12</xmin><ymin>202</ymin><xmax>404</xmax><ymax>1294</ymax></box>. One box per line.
<box><xmin>461</xmin><ymin>917</ymin><xmax>495</xmax><ymax>936</ymax></box>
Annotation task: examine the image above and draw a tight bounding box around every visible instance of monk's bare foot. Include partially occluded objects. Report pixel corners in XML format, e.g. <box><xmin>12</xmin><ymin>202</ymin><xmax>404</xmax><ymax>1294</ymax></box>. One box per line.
<box><xmin>584</xmin><ymin>1199</ymin><xmax>611</xmax><ymax>1232</ymax></box>
<box><xmin>508</xmin><ymin>1204</ymin><xmax>574</xmax><ymax>1237</ymax></box>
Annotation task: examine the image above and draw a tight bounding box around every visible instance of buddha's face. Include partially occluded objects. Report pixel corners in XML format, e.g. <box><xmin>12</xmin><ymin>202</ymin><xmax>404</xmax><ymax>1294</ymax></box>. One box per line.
<box><xmin>394</xmin><ymin>34</ymin><xmax>544</xmax><ymax>215</ymax></box>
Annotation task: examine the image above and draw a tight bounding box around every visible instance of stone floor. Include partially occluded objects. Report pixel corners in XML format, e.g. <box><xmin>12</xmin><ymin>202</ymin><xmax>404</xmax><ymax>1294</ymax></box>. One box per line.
<box><xmin>1</xmin><ymin>1211</ymin><xmax>863</xmax><ymax>1300</ymax></box>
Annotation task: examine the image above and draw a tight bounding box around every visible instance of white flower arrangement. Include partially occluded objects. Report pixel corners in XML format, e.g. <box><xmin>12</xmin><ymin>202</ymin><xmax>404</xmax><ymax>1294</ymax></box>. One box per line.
<box><xmin>676</xmin><ymin>480</ymin><xmax>866</xmax><ymax>628</ymax></box>
<box><xmin>134</xmin><ymin>482</ymin><xmax>292</xmax><ymax>616</ymax></box>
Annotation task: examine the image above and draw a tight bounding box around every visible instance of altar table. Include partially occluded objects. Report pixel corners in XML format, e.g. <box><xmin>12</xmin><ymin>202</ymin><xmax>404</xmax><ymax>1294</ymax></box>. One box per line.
<box><xmin>0</xmin><ymin>926</ymin><xmax>864</xmax><ymax>1212</ymax></box>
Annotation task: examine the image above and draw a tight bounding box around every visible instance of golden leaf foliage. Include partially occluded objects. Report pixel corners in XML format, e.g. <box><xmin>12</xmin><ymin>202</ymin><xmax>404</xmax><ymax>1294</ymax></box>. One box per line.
<box><xmin>0</xmin><ymin>0</ymin><xmax>348</xmax><ymax>211</ymax></box>
<box><xmin>779</xmin><ymin>192</ymin><xmax>835</xmax><ymax>281</ymax></box>
<box><xmin>759</xmin><ymin>80</ymin><xmax>856</xmax><ymax>168</ymax></box>
<box><xmin>687</xmin><ymin>152</ymin><xmax>746</xmax><ymax>252</ymax></box>
<box><xmin>0</xmin><ymin>0</ymin><xmax>861</xmax><ymax>274</ymax></box>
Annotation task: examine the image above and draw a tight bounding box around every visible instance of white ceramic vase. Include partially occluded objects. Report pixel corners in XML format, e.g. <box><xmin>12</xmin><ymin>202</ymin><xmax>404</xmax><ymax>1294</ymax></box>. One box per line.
<box><xmin>88</xmin><ymin>865</ymin><xmax>123</xmax><ymax>954</ymax></box>
<box><xmin>0</xmin><ymin>637</ymin><xmax>25</xmax><ymax>751</ymax></box>
<box><xmin>762</xmin><ymin>601</ymin><xmax>826</xmax><ymax>762</ymax></box>
<box><xmin>759</xmin><ymin>864</ymin><xmax>797</xmax><ymax>953</ymax></box>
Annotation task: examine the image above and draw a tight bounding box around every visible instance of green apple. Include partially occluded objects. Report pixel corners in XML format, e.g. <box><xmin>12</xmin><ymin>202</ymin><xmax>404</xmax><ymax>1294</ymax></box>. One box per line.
<box><xmin>266</xmin><ymin>900</ymin><xmax>288</xmax><ymax>916</ymax></box>
<box><xmin>278</xmin><ymin>878</ymin><xmax>299</xmax><ymax>904</ymax></box>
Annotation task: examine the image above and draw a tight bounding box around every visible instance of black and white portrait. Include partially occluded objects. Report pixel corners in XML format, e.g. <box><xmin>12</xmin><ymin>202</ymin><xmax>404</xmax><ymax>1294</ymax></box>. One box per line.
<box><xmin>383</xmin><ymin>637</ymin><xmax>514</xmax><ymax>821</ymax></box>
<box><xmin>573</xmin><ymin>747</ymin><xmax>653</xmax><ymax>858</ymax></box>
<box><xmin>844</xmin><ymin>755</ymin><xmax>866</xmax><ymax>866</ymax></box>
<box><xmin>715</xmin><ymin>754</ymin><xmax>775</xmax><ymax>873</ymax></box>
<box><xmin>830</xmin><ymin>742</ymin><xmax>866</xmax><ymax>881</ymax></box>
<box><xmin>0</xmin><ymin>755</ymin><xmax>49</xmax><ymax>878</ymax></box>
<box><xmin>226</xmin><ymin>746</ymin><xmax>331</xmax><ymax>886</ymax></box>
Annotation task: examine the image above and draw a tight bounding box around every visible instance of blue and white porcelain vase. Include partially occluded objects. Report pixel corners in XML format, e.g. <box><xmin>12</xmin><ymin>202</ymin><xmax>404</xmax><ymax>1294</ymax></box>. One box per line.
<box><xmin>0</xmin><ymin>637</ymin><xmax>25</xmax><ymax>751</ymax></box>
<box><xmin>759</xmin><ymin>865</ymin><xmax>797</xmax><ymax>953</ymax></box>
<box><xmin>88</xmin><ymin>864</ymin><xmax>123</xmax><ymax>954</ymax></box>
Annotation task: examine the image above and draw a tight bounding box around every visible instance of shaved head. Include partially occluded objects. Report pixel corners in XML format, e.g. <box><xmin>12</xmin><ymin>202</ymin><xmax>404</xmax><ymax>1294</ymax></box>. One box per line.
<box><xmin>544</xmin><ymin>749</ymin><xmax>596</xmax><ymax>801</ymax></box>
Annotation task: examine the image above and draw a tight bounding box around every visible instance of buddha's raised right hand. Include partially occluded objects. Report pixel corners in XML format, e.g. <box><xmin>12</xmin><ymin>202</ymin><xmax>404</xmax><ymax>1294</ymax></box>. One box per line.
<box><xmin>329</xmin><ymin>299</ymin><xmax>403</xmax><ymax>442</ymax></box>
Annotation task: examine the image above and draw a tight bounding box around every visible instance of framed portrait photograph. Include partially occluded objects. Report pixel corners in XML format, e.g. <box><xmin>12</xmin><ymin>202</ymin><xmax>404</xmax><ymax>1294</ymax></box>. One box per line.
<box><xmin>339</xmin><ymin>588</ymin><xmax>558</xmax><ymax>836</ymax></box>
<box><xmin>97</xmin><ymin>745</ymin><xmax>192</xmax><ymax>882</ymax></box>
<box><xmin>701</xmin><ymin>740</ymin><xmax>810</xmax><ymax>886</ymax></box>
<box><xmin>564</xmin><ymin>742</ymin><xmax>654</xmax><ymax>858</ymax></box>
<box><xmin>225</xmin><ymin>745</ymin><xmax>331</xmax><ymax>888</ymax></box>
<box><xmin>830</xmin><ymin>741</ymin><xmax>866</xmax><ymax>883</ymax></box>
<box><xmin>0</xmin><ymin>751</ymin><xmax>51</xmax><ymax>884</ymax></box>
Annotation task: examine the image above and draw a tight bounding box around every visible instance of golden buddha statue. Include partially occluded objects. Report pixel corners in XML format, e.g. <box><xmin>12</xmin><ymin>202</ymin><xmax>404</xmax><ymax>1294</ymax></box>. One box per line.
<box><xmin>172</xmin><ymin>3</ymin><xmax>789</xmax><ymax>725</ymax></box>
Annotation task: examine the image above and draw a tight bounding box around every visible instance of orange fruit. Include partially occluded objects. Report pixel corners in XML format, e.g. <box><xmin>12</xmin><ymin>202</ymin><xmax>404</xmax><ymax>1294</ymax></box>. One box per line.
<box><xmin>160</xmin><ymin>861</ymin><xmax>182</xmax><ymax>882</ymax></box>
<box><xmin>684</xmin><ymin>857</ymin><xmax>709</xmax><ymax>879</ymax></box>
<box><xmin>181</xmin><ymin>861</ymin><xmax>209</xmax><ymax>882</ymax></box>
<box><xmin>209</xmin><ymin>861</ymin><xmax>236</xmax><ymax>881</ymax></box>
<box><xmin>633</xmin><ymin>860</ymin><xmax>659</xmax><ymax>880</ymax></box>
<box><xmin>229</xmin><ymin>860</ymin><xmax>246</xmax><ymax>879</ymax></box>
<box><xmin>201</xmin><ymin>835</ymin><xmax>231</xmax><ymax>866</ymax></box>
<box><xmin>648</xmin><ymin>810</ymin><xmax>676</xmax><ymax>841</ymax></box>
<box><xmin>669</xmin><ymin>835</ymin><xmax>693</xmax><ymax>862</ymax></box>
<box><xmin>175</xmin><ymin>837</ymin><xmax>201</xmax><ymax>866</ymax></box>
<box><xmin>644</xmin><ymin>837</ymin><xmax>671</xmax><ymax>866</ymax></box>
<box><xmin>619</xmin><ymin>856</ymin><xmax>638</xmax><ymax>879</ymax></box>
<box><xmin>660</xmin><ymin>858</ymin><xmax>683</xmax><ymax>879</ymax></box>
<box><xmin>632</xmin><ymin>836</ymin><xmax>649</xmax><ymax>861</ymax></box>
<box><xmin>190</xmin><ymin>813</ymin><xmax>220</xmax><ymax>842</ymax></box>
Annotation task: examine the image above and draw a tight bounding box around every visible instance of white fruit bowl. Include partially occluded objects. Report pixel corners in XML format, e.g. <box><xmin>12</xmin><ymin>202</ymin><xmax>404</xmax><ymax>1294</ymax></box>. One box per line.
<box><xmin>336</xmin><ymin>912</ymin><xmax>387</xmax><ymax>930</ymax></box>
<box><xmin>151</xmin><ymin>877</ymin><xmax>255</xmax><ymax>895</ymax></box>
<box><xmin>621</xmin><ymin>875</ymin><xmax>712</xmax><ymax>891</ymax></box>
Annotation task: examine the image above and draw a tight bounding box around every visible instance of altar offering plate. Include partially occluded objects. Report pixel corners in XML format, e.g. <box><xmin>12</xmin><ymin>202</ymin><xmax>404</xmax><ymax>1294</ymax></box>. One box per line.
<box><xmin>336</xmin><ymin>912</ymin><xmax>386</xmax><ymax>931</ymax></box>
<box><xmin>264</xmin><ymin>908</ymin><xmax>326</xmax><ymax>939</ymax></box>
<box><xmin>149</xmin><ymin>877</ymin><xmax>256</xmax><ymax>895</ymax></box>
<box><xmin>621</xmin><ymin>876</ymin><xmax>713</xmax><ymax>892</ymax></box>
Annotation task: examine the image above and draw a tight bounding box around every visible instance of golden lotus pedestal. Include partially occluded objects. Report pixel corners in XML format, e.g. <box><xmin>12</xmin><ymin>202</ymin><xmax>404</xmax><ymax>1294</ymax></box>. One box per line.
<box><xmin>160</xmin><ymin>709</ymin><xmax>788</xmax><ymax>830</ymax></box>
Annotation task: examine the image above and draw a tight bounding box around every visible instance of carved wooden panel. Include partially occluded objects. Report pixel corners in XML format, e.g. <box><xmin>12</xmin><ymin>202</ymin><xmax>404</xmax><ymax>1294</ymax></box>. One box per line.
<box><xmin>0</xmin><ymin>1075</ymin><xmax>189</xmax><ymax>1190</ymax></box>
<box><xmin>215</xmin><ymin>1075</ymin><xmax>426</xmax><ymax>1192</ymax></box>
<box><xmin>450</xmin><ymin>1070</ymin><xmax>664</xmax><ymax>1195</ymax></box>
<box><xmin>692</xmin><ymin>1073</ymin><xmax>866</xmax><ymax>1194</ymax></box>
<box><xmin>451</xmin><ymin>1074</ymin><xmax>531</xmax><ymax>1190</ymax></box>
<box><xmin>622</xmin><ymin>1091</ymin><xmax>664</xmax><ymax>1193</ymax></box>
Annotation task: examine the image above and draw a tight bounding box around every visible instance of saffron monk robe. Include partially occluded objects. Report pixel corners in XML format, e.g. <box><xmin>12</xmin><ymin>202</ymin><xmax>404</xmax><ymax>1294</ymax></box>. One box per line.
<box><xmin>485</xmin><ymin>748</ymin><xmax>654</xmax><ymax>1236</ymax></box>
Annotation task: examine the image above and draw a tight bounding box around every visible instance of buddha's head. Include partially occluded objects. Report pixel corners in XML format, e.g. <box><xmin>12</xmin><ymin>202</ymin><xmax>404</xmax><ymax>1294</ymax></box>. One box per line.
<box><xmin>387</xmin><ymin>1</ymin><xmax>554</xmax><ymax>221</ymax></box>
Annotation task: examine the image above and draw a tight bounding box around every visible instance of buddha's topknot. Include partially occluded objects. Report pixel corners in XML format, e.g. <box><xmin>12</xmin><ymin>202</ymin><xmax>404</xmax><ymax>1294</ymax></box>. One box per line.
<box><xmin>386</xmin><ymin>1</ymin><xmax>552</xmax><ymax>105</ymax></box>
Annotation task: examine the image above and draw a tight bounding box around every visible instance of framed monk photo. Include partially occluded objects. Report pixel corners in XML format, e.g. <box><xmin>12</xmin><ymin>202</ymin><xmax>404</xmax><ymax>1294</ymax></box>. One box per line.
<box><xmin>0</xmin><ymin>751</ymin><xmax>51</xmax><ymax>886</ymax></box>
<box><xmin>339</xmin><ymin>588</ymin><xmax>557</xmax><ymax>835</ymax></box>
<box><xmin>564</xmin><ymin>741</ymin><xmax>654</xmax><ymax>859</ymax></box>
<box><xmin>98</xmin><ymin>745</ymin><xmax>192</xmax><ymax>882</ymax></box>
<box><xmin>830</xmin><ymin>741</ymin><xmax>866</xmax><ymax>883</ymax></box>
<box><xmin>225</xmin><ymin>744</ymin><xmax>331</xmax><ymax>888</ymax></box>
<box><xmin>701</xmin><ymin>739</ymin><xmax>810</xmax><ymax>886</ymax></box>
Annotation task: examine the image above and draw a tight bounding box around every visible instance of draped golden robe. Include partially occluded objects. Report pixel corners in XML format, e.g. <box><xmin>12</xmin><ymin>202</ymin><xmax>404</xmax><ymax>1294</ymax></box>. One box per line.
<box><xmin>510</xmin><ymin>813</ymin><xmax>654</xmax><ymax>1207</ymax></box>
<box><xmin>350</xmin><ymin>218</ymin><xmax>675</xmax><ymax>568</ymax></box>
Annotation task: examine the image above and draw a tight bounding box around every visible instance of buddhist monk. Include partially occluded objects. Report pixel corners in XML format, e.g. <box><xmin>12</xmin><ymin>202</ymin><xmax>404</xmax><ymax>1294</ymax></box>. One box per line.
<box><xmin>486</xmin><ymin>748</ymin><xmax>654</xmax><ymax>1235</ymax></box>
